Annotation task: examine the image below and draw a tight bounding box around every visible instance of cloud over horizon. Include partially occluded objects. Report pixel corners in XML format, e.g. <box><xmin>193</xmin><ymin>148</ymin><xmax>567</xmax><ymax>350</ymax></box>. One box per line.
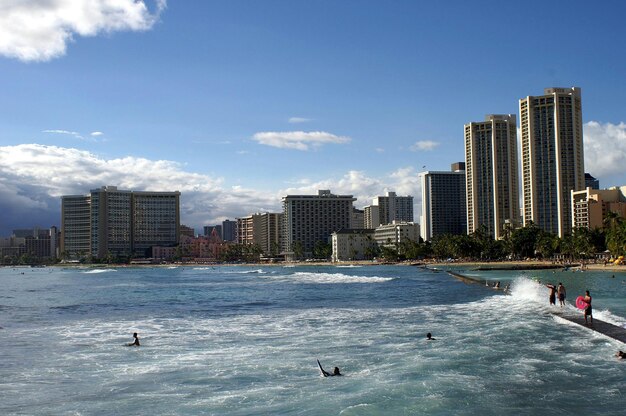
<box><xmin>0</xmin><ymin>0</ymin><xmax>166</xmax><ymax>62</ymax></box>
<box><xmin>0</xmin><ymin>144</ymin><xmax>420</xmax><ymax>235</ymax></box>
<box><xmin>252</xmin><ymin>131</ymin><xmax>351</xmax><ymax>151</ymax></box>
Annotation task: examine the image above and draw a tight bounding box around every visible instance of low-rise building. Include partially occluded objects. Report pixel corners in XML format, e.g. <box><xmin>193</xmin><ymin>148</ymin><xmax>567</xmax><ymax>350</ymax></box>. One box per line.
<box><xmin>331</xmin><ymin>229</ymin><xmax>376</xmax><ymax>262</ymax></box>
<box><xmin>374</xmin><ymin>221</ymin><xmax>420</xmax><ymax>249</ymax></box>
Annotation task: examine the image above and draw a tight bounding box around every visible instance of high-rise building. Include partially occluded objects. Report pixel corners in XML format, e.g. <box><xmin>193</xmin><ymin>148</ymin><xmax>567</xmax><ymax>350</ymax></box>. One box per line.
<box><xmin>364</xmin><ymin>205</ymin><xmax>380</xmax><ymax>229</ymax></box>
<box><xmin>222</xmin><ymin>219</ymin><xmax>237</xmax><ymax>242</ymax></box>
<box><xmin>61</xmin><ymin>186</ymin><xmax>180</xmax><ymax>259</ymax></box>
<box><xmin>61</xmin><ymin>194</ymin><xmax>91</xmax><ymax>257</ymax></box>
<box><xmin>465</xmin><ymin>114</ymin><xmax>520</xmax><ymax>239</ymax></box>
<box><xmin>364</xmin><ymin>192</ymin><xmax>413</xmax><ymax>228</ymax></box>
<box><xmin>282</xmin><ymin>190</ymin><xmax>355</xmax><ymax>258</ymax></box>
<box><xmin>237</xmin><ymin>212</ymin><xmax>283</xmax><ymax>255</ymax></box>
<box><xmin>419</xmin><ymin>163</ymin><xmax>466</xmax><ymax>242</ymax></box>
<box><xmin>519</xmin><ymin>87</ymin><xmax>585</xmax><ymax>237</ymax></box>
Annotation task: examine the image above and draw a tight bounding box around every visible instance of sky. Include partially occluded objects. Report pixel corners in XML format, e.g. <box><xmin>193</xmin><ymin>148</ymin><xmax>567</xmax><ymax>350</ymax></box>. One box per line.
<box><xmin>1</xmin><ymin>0</ymin><xmax>626</xmax><ymax>235</ymax></box>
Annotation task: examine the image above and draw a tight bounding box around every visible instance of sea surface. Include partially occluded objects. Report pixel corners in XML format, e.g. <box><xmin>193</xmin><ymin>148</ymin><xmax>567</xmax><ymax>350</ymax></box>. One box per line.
<box><xmin>1</xmin><ymin>264</ymin><xmax>625</xmax><ymax>415</ymax></box>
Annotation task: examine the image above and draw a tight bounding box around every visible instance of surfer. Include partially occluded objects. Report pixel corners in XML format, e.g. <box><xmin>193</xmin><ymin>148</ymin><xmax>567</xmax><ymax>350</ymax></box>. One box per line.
<box><xmin>426</xmin><ymin>332</ymin><xmax>436</xmax><ymax>340</ymax></box>
<box><xmin>546</xmin><ymin>284</ymin><xmax>556</xmax><ymax>306</ymax></box>
<box><xmin>317</xmin><ymin>360</ymin><xmax>342</xmax><ymax>377</ymax></box>
<box><xmin>557</xmin><ymin>283</ymin><xmax>566</xmax><ymax>307</ymax></box>
<box><xmin>583</xmin><ymin>290</ymin><xmax>593</xmax><ymax>326</ymax></box>
<box><xmin>127</xmin><ymin>332</ymin><xmax>140</xmax><ymax>346</ymax></box>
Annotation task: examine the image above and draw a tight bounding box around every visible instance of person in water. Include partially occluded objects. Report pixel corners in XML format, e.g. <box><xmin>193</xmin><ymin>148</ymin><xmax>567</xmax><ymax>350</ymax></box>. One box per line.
<box><xmin>317</xmin><ymin>360</ymin><xmax>342</xmax><ymax>377</ymax></box>
<box><xmin>557</xmin><ymin>282</ymin><xmax>566</xmax><ymax>307</ymax></box>
<box><xmin>583</xmin><ymin>290</ymin><xmax>593</xmax><ymax>326</ymax></box>
<box><xmin>616</xmin><ymin>350</ymin><xmax>626</xmax><ymax>359</ymax></box>
<box><xmin>546</xmin><ymin>283</ymin><xmax>556</xmax><ymax>306</ymax></box>
<box><xmin>426</xmin><ymin>332</ymin><xmax>436</xmax><ymax>340</ymax></box>
<box><xmin>127</xmin><ymin>332</ymin><xmax>140</xmax><ymax>346</ymax></box>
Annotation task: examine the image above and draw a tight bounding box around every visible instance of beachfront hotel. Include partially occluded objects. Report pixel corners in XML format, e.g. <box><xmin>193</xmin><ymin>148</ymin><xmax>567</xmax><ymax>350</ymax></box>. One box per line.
<box><xmin>282</xmin><ymin>190</ymin><xmax>356</xmax><ymax>259</ymax></box>
<box><xmin>419</xmin><ymin>163</ymin><xmax>467</xmax><ymax>242</ymax></box>
<box><xmin>519</xmin><ymin>87</ymin><xmax>585</xmax><ymax>238</ymax></box>
<box><xmin>464</xmin><ymin>114</ymin><xmax>520</xmax><ymax>239</ymax></box>
<box><xmin>364</xmin><ymin>191</ymin><xmax>414</xmax><ymax>228</ymax></box>
<box><xmin>61</xmin><ymin>186</ymin><xmax>180</xmax><ymax>259</ymax></box>
<box><xmin>237</xmin><ymin>212</ymin><xmax>283</xmax><ymax>255</ymax></box>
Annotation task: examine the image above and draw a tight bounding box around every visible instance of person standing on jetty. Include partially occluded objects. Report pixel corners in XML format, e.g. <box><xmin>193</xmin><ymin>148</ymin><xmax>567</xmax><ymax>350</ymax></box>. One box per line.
<box><xmin>546</xmin><ymin>284</ymin><xmax>556</xmax><ymax>306</ymax></box>
<box><xmin>583</xmin><ymin>291</ymin><xmax>593</xmax><ymax>326</ymax></box>
<box><xmin>557</xmin><ymin>283</ymin><xmax>566</xmax><ymax>307</ymax></box>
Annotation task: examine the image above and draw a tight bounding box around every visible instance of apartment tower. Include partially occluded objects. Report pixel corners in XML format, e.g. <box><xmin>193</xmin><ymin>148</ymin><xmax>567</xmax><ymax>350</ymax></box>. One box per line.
<box><xmin>465</xmin><ymin>114</ymin><xmax>520</xmax><ymax>239</ymax></box>
<box><xmin>519</xmin><ymin>87</ymin><xmax>584</xmax><ymax>237</ymax></box>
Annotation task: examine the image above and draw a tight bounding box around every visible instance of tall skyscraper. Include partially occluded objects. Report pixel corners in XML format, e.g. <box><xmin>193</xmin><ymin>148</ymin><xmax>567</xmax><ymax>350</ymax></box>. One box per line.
<box><xmin>419</xmin><ymin>163</ymin><xmax>466</xmax><ymax>242</ymax></box>
<box><xmin>282</xmin><ymin>190</ymin><xmax>355</xmax><ymax>258</ymax></box>
<box><xmin>465</xmin><ymin>114</ymin><xmax>520</xmax><ymax>239</ymax></box>
<box><xmin>519</xmin><ymin>87</ymin><xmax>584</xmax><ymax>237</ymax></box>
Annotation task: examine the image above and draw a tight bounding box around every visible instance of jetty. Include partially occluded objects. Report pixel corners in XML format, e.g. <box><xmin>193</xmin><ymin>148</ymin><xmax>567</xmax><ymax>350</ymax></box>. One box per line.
<box><xmin>444</xmin><ymin>270</ymin><xmax>626</xmax><ymax>344</ymax></box>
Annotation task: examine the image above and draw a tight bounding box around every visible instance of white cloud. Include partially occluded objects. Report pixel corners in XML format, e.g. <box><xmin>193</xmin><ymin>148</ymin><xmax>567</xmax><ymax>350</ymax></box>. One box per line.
<box><xmin>375</xmin><ymin>148</ymin><xmax>385</xmax><ymax>153</ymax></box>
<box><xmin>252</xmin><ymin>131</ymin><xmax>351</xmax><ymax>151</ymax></box>
<box><xmin>410</xmin><ymin>140</ymin><xmax>440</xmax><ymax>151</ymax></box>
<box><xmin>583</xmin><ymin>121</ymin><xmax>626</xmax><ymax>178</ymax></box>
<box><xmin>281</xmin><ymin>167</ymin><xmax>421</xmax><ymax>210</ymax></box>
<box><xmin>0</xmin><ymin>0</ymin><xmax>166</xmax><ymax>62</ymax></box>
<box><xmin>288</xmin><ymin>117</ymin><xmax>311</xmax><ymax>124</ymax></box>
<box><xmin>90</xmin><ymin>131</ymin><xmax>104</xmax><ymax>137</ymax></box>
<box><xmin>0</xmin><ymin>144</ymin><xmax>279</xmax><ymax>234</ymax></box>
<box><xmin>0</xmin><ymin>144</ymin><xmax>422</xmax><ymax>234</ymax></box>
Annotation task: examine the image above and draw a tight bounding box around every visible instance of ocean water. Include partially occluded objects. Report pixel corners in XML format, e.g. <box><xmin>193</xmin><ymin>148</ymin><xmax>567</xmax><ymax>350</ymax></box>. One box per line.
<box><xmin>1</xmin><ymin>265</ymin><xmax>625</xmax><ymax>415</ymax></box>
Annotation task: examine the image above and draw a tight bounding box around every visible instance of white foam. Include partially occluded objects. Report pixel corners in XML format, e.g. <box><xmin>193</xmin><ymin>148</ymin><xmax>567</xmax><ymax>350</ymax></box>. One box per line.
<box><xmin>82</xmin><ymin>269</ymin><xmax>116</xmax><ymax>274</ymax></box>
<box><xmin>264</xmin><ymin>271</ymin><xmax>393</xmax><ymax>284</ymax></box>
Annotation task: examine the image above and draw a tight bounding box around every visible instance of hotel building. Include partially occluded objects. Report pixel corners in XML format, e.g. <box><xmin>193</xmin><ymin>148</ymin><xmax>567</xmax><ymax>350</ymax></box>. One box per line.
<box><xmin>519</xmin><ymin>87</ymin><xmax>585</xmax><ymax>237</ymax></box>
<box><xmin>571</xmin><ymin>186</ymin><xmax>626</xmax><ymax>230</ymax></box>
<box><xmin>282</xmin><ymin>190</ymin><xmax>355</xmax><ymax>258</ymax></box>
<box><xmin>465</xmin><ymin>114</ymin><xmax>520</xmax><ymax>239</ymax></box>
<box><xmin>61</xmin><ymin>186</ymin><xmax>180</xmax><ymax>259</ymax></box>
<box><xmin>237</xmin><ymin>212</ymin><xmax>283</xmax><ymax>255</ymax></box>
<box><xmin>419</xmin><ymin>163</ymin><xmax>467</xmax><ymax>242</ymax></box>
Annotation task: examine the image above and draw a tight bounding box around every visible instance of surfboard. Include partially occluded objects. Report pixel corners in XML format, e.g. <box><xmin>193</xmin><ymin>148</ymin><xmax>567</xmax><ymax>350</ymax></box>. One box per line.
<box><xmin>575</xmin><ymin>296</ymin><xmax>587</xmax><ymax>310</ymax></box>
<box><xmin>317</xmin><ymin>359</ymin><xmax>328</xmax><ymax>377</ymax></box>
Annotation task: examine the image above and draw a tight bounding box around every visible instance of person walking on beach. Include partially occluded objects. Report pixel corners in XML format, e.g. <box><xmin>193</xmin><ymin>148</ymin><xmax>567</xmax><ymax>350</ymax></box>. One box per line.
<box><xmin>546</xmin><ymin>284</ymin><xmax>556</xmax><ymax>306</ymax></box>
<box><xmin>583</xmin><ymin>290</ymin><xmax>593</xmax><ymax>326</ymax></box>
<box><xmin>557</xmin><ymin>283</ymin><xmax>566</xmax><ymax>307</ymax></box>
<box><xmin>127</xmin><ymin>332</ymin><xmax>140</xmax><ymax>346</ymax></box>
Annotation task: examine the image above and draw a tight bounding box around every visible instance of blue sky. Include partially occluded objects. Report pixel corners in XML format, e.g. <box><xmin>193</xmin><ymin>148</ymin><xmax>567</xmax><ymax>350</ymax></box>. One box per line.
<box><xmin>1</xmin><ymin>0</ymin><xmax>626</xmax><ymax>234</ymax></box>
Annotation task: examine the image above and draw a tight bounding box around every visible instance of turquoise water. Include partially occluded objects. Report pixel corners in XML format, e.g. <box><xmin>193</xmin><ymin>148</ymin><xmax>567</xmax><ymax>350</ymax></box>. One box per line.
<box><xmin>1</xmin><ymin>265</ymin><xmax>625</xmax><ymax>415</ymax></box>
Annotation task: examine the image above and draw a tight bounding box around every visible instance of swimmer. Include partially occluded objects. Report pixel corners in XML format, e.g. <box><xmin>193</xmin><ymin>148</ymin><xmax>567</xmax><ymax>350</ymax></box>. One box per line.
<box><xmin>616</xmin><ymin>351</ymin><xmax>626</xmax><ymax>359</ymax></box>
<box><xmin>317</xmin><ymin>359</ymin><xmax>342</xmax><ymax>377</ymax></box>
<box><xmin>127</xmin><ymin>332</ymin><xmax>140</xmax><ymax>346</ymax></box>
<box><xmin>426</xmin><ymin>332</ymin><xmax>436</xmax><ymax>340</ymax></box>
<box><xmin>557</xmin><ymin>282</ymin><xmax>566</xmax><ymax>307</ymax></box>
